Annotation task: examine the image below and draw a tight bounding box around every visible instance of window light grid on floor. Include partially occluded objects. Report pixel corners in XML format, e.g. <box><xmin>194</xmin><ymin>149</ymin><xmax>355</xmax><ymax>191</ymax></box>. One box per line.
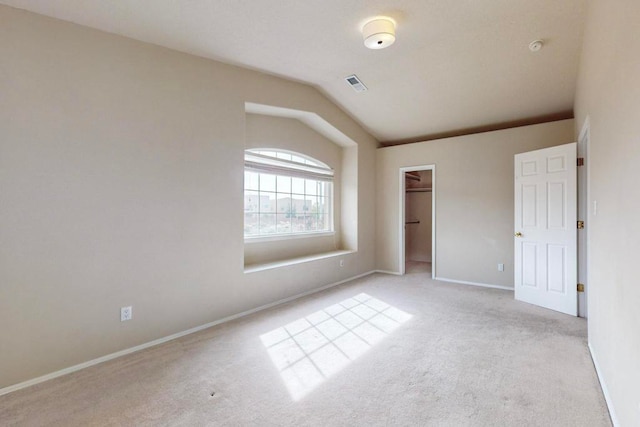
<box><xmin>260</xmin><ymin>293</ymin><xmax>412</xmax><ymax>400</ymax></box>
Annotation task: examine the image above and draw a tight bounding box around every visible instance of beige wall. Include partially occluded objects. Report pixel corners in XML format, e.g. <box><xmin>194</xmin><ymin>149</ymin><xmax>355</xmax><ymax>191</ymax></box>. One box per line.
<box><xmin>376</xmin><ymin>120</ymin><xmax>575</xmax><ymax>286</ymax></box>
<box><xmin>574</xmin><ymin>0</ymin><xmax>640</xmax><ymax>424</ymax></box>
<box><xmin>0</xmin><ymin>6</ymin><xmax>377</xmax><ymax>389</ymax></box>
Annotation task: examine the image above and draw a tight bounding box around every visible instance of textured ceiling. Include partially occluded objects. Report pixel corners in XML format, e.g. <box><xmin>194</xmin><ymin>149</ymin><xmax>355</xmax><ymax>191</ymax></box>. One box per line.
<box><xmin>1</xmin><ymin>0</ymin><xmax>587</xmax><ymax>144</ymax></box>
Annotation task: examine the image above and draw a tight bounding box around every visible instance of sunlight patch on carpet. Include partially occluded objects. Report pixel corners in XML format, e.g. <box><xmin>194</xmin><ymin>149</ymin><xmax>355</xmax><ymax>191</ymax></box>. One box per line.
<box><xmin>260</xmin><ymin>293</ymin><xmax>412</xmax><ymax>400</ymax></box>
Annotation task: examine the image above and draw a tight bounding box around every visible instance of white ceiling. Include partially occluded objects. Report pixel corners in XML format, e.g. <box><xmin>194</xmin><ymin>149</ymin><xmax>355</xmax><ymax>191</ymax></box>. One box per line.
<box><xmin>1</xmin><ymin>0</ymin><xmax>587</xmax><ymax>144</ymax></box>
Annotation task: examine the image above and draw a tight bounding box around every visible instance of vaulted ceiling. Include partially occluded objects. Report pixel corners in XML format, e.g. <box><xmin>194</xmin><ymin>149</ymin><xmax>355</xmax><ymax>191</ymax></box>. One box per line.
<box><xmin>1</xmin><ymin>0</ymin><xmax>587</xmax><ymax>144</ymax></box>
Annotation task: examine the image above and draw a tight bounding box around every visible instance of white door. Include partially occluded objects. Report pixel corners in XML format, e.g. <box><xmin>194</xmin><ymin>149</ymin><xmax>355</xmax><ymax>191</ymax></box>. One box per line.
<box><xmin>514</xmin><ymin>143</ymin><xmax>577</xmax><ymax>316</ymax></box>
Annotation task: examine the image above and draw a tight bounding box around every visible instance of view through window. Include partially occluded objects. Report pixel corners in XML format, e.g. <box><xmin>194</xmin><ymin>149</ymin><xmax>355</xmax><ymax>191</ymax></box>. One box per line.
<box><xmin>244</xmin><ymin>149</ymin><xmax>333</xmax><ymax>238</ymax></box>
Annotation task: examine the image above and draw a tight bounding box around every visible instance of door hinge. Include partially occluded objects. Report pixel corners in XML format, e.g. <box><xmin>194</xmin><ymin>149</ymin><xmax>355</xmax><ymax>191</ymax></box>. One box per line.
<box><xmin>577</xmin><ymin>283</ymin><xmax>585</xmax><ymax>292</ymax></box>
<box><xmin>577</xmin><ymin>157</ymin><xmax>585</xmax><ymax>166</ymax></box>
<box><xmin>577</xmin><ymin>220</ymin><xmax>585</xmax><ymax>229</ymax></box>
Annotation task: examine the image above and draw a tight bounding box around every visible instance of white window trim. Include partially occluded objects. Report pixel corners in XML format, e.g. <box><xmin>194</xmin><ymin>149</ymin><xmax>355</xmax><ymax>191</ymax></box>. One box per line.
<box><xmin>245</xmin><ymin>151</ymin><xmax>333</xmax><ymax>180</ymax></box>
<box><xmin>244</xmin><ymin>230</ymin><xmax>336</xmax><ymax>244</ymax></box>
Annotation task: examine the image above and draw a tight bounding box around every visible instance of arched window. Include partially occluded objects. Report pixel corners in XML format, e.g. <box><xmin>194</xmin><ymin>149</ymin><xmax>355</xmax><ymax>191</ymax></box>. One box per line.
<box><xmin>244</xmin><ymin>149</ymin><xmax>334</xmax><ymax>238</ymax></box>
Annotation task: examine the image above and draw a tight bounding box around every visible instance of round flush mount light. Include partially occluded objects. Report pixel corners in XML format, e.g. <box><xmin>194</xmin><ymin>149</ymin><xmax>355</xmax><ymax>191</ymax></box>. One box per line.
<box><xmin>529</xmin><ymin>39</ymin><xmax>544</xmax><ymax>52</ymax></box>
<box><xmin>362</xmin><ymin>17</ymin><xmax>396</xmax><ymax>49</ymax></box>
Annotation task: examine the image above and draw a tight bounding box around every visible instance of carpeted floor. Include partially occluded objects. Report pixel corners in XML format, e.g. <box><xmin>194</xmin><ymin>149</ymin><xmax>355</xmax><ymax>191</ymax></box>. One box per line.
<box><xmin>0</xmin><ymin>264</ymin><xmax>611</xmax><ymax>426</ymax></box>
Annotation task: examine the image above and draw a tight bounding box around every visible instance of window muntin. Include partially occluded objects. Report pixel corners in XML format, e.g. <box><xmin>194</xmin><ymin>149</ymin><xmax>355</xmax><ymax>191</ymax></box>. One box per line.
<box><xmin>244</xmin><ymin>149</ymin><xmax>333</xmax><ymax>238</ymax></box>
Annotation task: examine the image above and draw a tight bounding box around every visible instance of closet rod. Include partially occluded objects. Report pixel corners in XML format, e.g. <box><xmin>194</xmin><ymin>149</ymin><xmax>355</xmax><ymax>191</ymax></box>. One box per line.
<box><xmin>406</xmin><ymin>188</ymin><xmax>432</xmax><ymax>193</ymax></box>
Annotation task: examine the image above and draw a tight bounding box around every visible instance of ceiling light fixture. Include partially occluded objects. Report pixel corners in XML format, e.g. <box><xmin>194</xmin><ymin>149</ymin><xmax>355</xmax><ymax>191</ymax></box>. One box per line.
<box><xmin>529</xmin><ymin>39</ymin><xmax>544</xmax><ymax>52</ymax></box>
<box><xmin>362</xmin><ymin>17</ymin><xmax>396</xmax><ymax>49</ymax></box>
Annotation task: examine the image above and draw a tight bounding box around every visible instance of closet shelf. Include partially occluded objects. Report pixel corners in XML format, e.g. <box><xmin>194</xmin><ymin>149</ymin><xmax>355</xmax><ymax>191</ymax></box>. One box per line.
<box><xmin>406</xmin><ymin>188</ymin><xmax>432</xmax><ymax>193</ymax></box>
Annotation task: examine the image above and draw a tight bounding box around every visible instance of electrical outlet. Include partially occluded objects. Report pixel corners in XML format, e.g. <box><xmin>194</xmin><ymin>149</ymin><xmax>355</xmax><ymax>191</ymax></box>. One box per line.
<box><xmin>339</xmin><ymin>259</ymin><xmax>345</xmax><ymax>267</ymax></box>
<box><xmin>120</xmin><ymin>306</ymin><xmax>132</xmax><ymax>322</ymax></box>
<box><xmin>498</xmin><ymin>263</ymin><xmax>504</xmax><ymax>272</ymax></box>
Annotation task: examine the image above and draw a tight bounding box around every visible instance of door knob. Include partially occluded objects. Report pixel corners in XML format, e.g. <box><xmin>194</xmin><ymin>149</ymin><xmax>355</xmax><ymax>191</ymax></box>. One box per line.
<box><xmin>515</xmin><ymin>232</ymin><xmax>523</xmax><ymax>237</ymax></box>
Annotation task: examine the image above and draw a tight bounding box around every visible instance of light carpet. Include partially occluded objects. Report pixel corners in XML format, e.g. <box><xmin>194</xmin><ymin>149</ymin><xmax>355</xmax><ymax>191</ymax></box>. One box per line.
<box><xmin>0</xmin><ymin>263</ymin><xmax>611</xmax><ymax>426</ymax></box>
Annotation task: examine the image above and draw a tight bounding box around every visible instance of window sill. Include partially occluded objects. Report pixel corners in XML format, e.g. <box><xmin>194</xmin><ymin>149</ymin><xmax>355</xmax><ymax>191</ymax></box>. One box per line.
<box><xmin>244</xmin><ymin>231</ymin><xmax>335</xmax><ymax>244</ymax></box>
<box><xmin>244</xmin><ymin>250</ymin><xmax>353</xmax><ymax>274</ymax></box>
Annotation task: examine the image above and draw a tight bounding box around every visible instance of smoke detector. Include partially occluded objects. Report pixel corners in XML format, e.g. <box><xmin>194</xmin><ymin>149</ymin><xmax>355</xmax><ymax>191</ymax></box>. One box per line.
<box><xmin>529</xmin><ymin>39</ymin><xmax>544</xmax><ymax>52</ymax></box>
<box><xmin>362</xmin><ymin>17</ymin><xmax>396</xmax><ymax>49</ymax></box>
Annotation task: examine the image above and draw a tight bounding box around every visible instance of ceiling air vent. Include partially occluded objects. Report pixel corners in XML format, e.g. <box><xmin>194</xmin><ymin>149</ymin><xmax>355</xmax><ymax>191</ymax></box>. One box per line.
<box><xmin>345</xmin><ymin>74</ymin><xmax>367</xmax><ymax>92</ymax></box>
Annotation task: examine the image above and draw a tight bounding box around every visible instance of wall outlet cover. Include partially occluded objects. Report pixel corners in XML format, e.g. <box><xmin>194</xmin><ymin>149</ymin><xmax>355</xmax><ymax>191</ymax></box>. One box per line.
<box><xmin>120</xmin><ymin>306</ymin><xmax>132</xmax><ymax>322</ymax></box>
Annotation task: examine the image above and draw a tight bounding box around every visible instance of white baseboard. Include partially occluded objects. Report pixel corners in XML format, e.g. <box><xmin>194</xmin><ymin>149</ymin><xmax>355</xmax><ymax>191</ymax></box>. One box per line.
<box><xmin>588</xmin><ymin>343</ymin><xmax>619</xmax><ymax>426</ymax></box>
<box><xmin>0</xmin><ymin>270</ymin><xmax>376</xmax><ymax>397</ymax></box>
<box><xmin>434</xmin><ymin>276</ymin><xmax>514</xmax><ymax>291</ymax></box>
<box><xmin>375</xmin><ymin>269</ymin><xmax>403</xmax><ymax>276</ymax></box>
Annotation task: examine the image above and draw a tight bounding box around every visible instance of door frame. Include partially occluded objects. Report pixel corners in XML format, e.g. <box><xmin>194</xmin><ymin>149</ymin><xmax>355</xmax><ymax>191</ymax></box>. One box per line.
<box><xmin>399</xmin><ymin>165</ymin><xmax>436</xmax><ymax>278</ymax></box>
<box><xmin>578</xmin><ymin>117</ymin><xmax>591</xmax><ymax>318</ymax></box>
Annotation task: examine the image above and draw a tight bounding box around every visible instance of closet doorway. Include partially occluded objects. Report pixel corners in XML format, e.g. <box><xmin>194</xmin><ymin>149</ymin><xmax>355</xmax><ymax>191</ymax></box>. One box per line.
<box><xmin>399</xmin><ymin>165</ymin><xmax>435</xmax><ymax>277</ymax></box>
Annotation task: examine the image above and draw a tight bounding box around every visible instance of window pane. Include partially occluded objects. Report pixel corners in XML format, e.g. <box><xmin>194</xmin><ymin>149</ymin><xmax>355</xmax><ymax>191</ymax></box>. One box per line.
<box><xmin>309</xmin><ymin>197</ymin><xmax>319</xmax><ymax>214</ymax></box>
<box><xmin>318</xmin><ymin>182</ymin><xmax>329</xmax><ymax>198</ymax></box>
<box><xmin>291</xmin><ymin>177</ymin><xmax>305</xmax><ymax>195</ymax></box>
<box><xmin>244</xmin><ymin>190</ymin><xmax>260</xmax><ymax>213</ymax></box>
<box><xmin>302</xmin><ymin>195</ymin><xmax>314</xmax><ymax>214</ymax></box>
<box><xmin>276</xmin><ymin>194</ymin><xmax>291</xmax><ymax>214</ymax></box>
<box><xmin>305</xmin><ymin>179</ymin><xmax>318</xmax><ymax>196</ymax></box>
<box><xmin>289</xmin><ymin>208</ymin><xmax>306</xmax><ymax>233</ymax></box>
<box><xmin>259</xmin><ymin>173</ymin><xmax>276</xmax><ymax>193</ymax></box>
<box><xmin>244</xmin><ymin>212</ymin><xmax>259</xmax><ymax>236</ymax></box>
<box><xmin>318</xmin><ymin>213</ymin><xmax>330</xmax><ymax>231</ymax></box>
<box><xmin>276</xmin><ymin>213</ymin><xmax>291</xmax><ymax>234</ymax></box>
<box><xmin>259</xmin><ymin>214</ymin><xmax>276</xmax><ymax>234</ymax></box>
<box><xmin>262</xmin><ymin>192</ymin><xmax>276</xmax><ymax>213</ymax></box>
<box><xmin>291</xmin><ymin>155</ymin><xmax>306</xmax><ymax>163</ymax></box>
<box><xmin>304</xmin><ymin>214</ymin><xmax>317</xmax><ymax>232</ymax></box>
<box><xmin>245</xmin><ymin>171</ymin><xmax>259</xmax><ymax>191</ymax></box>
<box><xmin>277</xmin><ymin>175</ymin><xmax>291</xmax><ymax>193</ymax></box>
<box><xmin>295</xmin><ymin>196</ymin><xmax>307</xmax><ymax>218</ymax></box>
<box><xmin>316</xmin><ymin>196</ymin><xmax>327</xmax><ymax>214</ymax></box>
